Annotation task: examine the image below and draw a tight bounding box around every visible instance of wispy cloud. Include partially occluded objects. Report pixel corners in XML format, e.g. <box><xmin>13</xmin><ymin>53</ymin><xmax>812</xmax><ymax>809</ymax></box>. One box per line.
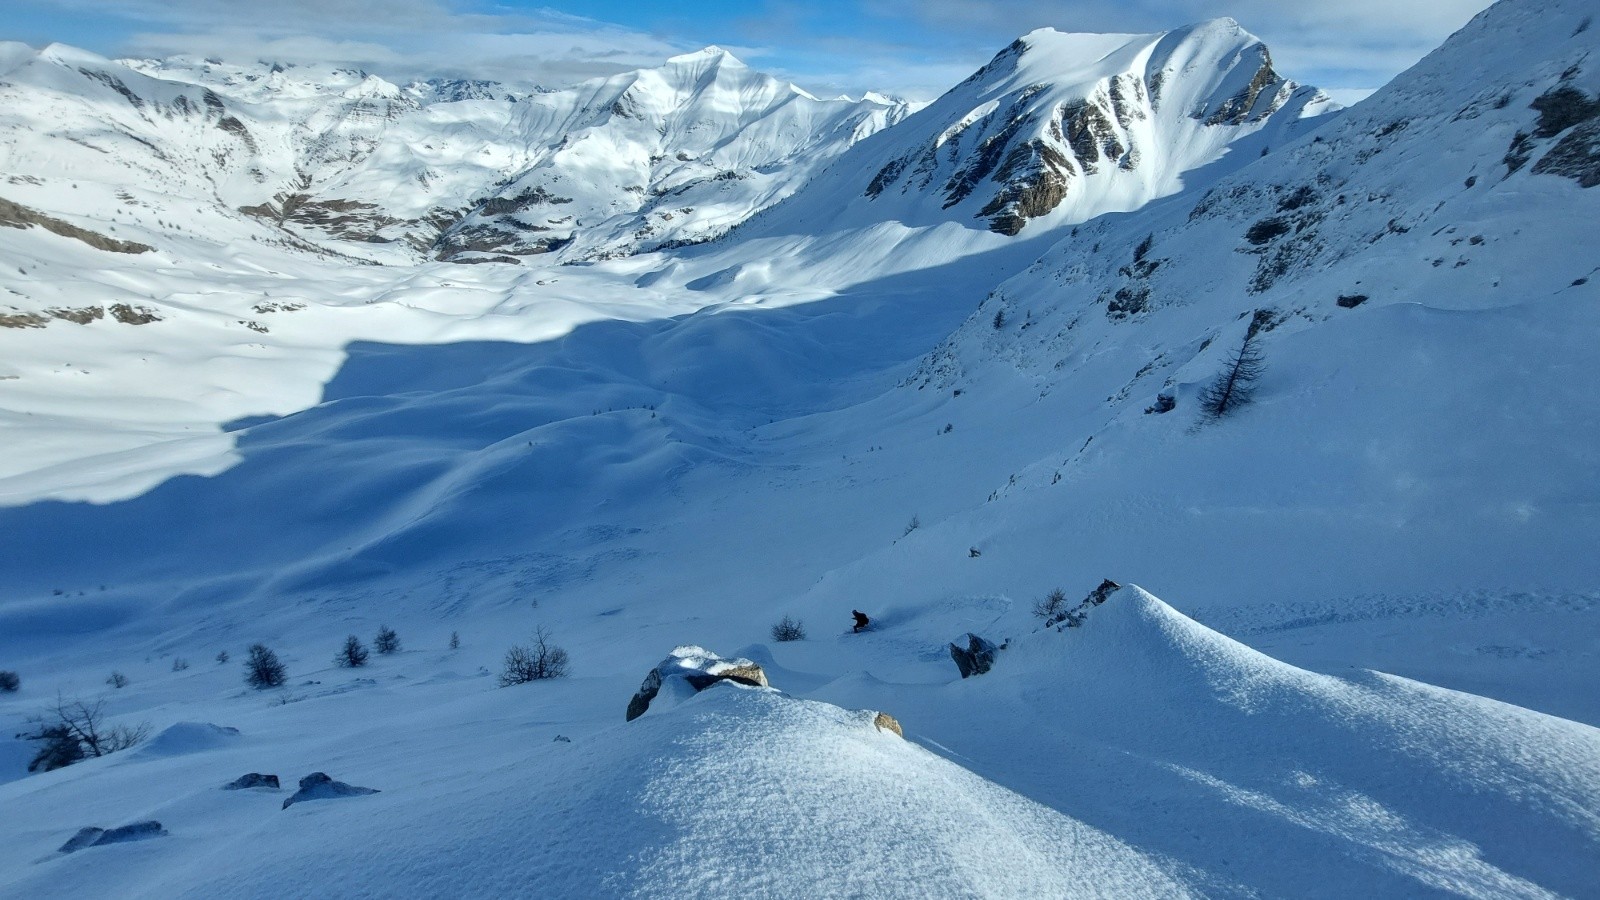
<box><xmin>9</xmin><ymin>0</ymin><xmax>1497</xmax><ymax>100</ymax></box>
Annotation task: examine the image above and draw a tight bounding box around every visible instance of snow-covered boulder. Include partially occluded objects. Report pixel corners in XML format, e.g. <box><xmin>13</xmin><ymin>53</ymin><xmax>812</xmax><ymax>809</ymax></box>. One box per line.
<box><xmin>223</xmin><ymin>773</ymin><xmax>278</xmax><ymax>790</ymax></box>
<box><xmin>625</xmin><ymin>645</ymin><xmax>770</xmax><ymax>721</ymax></box>
<box><xmin>281</xmin><ymin>773</ymin><xmax>379</xmax><ymax>810</ymax></box>
<box><xmin>58</xmin><ymin>821</ymin><xmax>165</xmax><ymax>853</ymax></box>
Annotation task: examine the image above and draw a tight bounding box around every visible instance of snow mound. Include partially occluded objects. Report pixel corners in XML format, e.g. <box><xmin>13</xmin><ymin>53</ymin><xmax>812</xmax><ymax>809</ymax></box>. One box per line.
<box><xmin>942</xmin><ymin>585</ymin><xmax>1600</xmax><ymax>897</ymax></box>
<box><xmin>132</xmin><ymin>722</ymin><xmax>242</xmax><ymax>758</ymax></box>
<box><xmin>27</xmin><ymin>685</ymin><xmax>1189</xmax><ymax>898</ymax></box>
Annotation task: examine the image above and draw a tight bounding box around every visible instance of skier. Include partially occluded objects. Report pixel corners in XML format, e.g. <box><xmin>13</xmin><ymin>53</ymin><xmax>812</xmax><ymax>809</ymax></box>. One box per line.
<box><xmin>851</xmin><ymin>610</ymin><xmax>870</xmax><ymax>633</ymax></box>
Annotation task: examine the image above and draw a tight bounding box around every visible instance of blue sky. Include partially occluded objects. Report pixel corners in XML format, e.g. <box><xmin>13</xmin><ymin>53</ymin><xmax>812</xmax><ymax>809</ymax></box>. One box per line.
<box><xmin>5</xmin><ymin>0</ymin><xmax>1494</xmax><ymax>102</ymax></box>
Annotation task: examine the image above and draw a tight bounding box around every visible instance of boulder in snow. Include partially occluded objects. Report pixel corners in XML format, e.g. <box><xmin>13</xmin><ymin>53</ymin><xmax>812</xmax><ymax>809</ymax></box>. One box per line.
<box><xmin>224</xmin><ymin>773</ymin><xmax>280</xmax><ymax>790</ymax></box>
<box><xmin>949</xmin><ymin>633</ymin><xmax>1000</xmax><ymax>678</ymax></box>
<box><xmin>58</xmin><ymin>821</ymin><xmax>166</xmax><ymax>853</ymax></box>
<box><xmin>625</xmin><ymin>645</ymin><xmax>770</xmax><ymax>721</ymax></box>
<box><xmin>281</xmin><ymin>773</ymin><xmax>380</xmax><ymax>810</ymax></box>
<box><xmin>872</xmin><ymin>712</ymin><xmax>904</xmax><ymax>737</ymax></box>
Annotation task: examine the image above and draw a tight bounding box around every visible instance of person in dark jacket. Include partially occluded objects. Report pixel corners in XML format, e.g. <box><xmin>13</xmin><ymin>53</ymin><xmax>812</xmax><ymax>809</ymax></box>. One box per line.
<box><xmin>851</xmin><ymin>610</ymin><xmax>870</xmax><ymax>633</ymax></box>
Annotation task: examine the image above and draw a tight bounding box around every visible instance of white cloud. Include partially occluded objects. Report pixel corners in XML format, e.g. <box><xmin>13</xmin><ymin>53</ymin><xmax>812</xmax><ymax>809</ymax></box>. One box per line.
<box><xmin>15</xmin><ymin>0</ymin><xmax>1501</xmax><ymax>100</ymax></box>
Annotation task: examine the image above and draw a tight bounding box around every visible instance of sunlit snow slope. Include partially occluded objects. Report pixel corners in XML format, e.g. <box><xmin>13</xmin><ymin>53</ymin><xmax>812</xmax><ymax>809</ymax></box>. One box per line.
<box><xmin>1</xmin><ymin>1</ymin><xmax>1598</xmax><ymax>897</ymax></box>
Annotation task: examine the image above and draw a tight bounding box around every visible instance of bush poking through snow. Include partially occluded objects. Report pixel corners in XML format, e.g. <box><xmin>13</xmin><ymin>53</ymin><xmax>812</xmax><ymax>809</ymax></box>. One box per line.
<box><xmin>771</xmin><ymin>615</ymin><xmax>807</xmax><ymax>642</ymax></box>
<box><xmin>0</xmin><ymin>670</ymin><xmax>19</xmax><ymax>692</ymax></box>
<box><xmin>19</xmin><ymin>695</ymin><xmax>149</xmax><ymax>772</ymax></box>
<box><xmin>106</xmin><ymin>671</ymin><xmax>128</xmax><ymax>689</ymax></box>
<box><xmin>374</xmin><ymin>626</ymin><xmax>400</xmax><ymax>655</ymax></box>
<box><xmin>449</xmin><ymin>631</ymin><xmax>460</xmax><ymax>650</ymax></box>
<box><xmin>1031</xmin><ymin>588</ymin><xmax>1069</xmax><ymax>621</ymax></box>
<box><xmin>171</xmin><ymin>658</ymin><xmax>189</xmax><ymax>672</ymax></box>
<box><xmin>244</xmin><ymin>644</ymin><xmax>287</xmax><ymax>689</ymax></box>
<box><xmin>499</xmin><ymin>627</ymin><xmax>570</xmax><ymax>685</ymax></box>
<box><xmin>336</xmin><ymin>635</ymin><xmax>369</xmax><ymax>668</ymax></box>
<box><xmin>215</xmin><ymin>650</ymin><xmax>229</xmax><ymax>664</ymax></box>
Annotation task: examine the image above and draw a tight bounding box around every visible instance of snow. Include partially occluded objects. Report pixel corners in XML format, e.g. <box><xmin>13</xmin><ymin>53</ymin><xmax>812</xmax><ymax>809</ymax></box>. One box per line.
<box><xmin>2</xmin><ymin>0</ymin><xmax>1599</xmax><ymax>895</ymax></box>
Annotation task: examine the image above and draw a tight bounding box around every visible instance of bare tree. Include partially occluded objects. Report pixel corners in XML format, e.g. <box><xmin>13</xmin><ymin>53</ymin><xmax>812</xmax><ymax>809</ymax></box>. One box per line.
<box><xmin>19</xmin><ymin>695</ymin><xmax>149</xmax><ymax>771</ymax></box>
<box><xmin>499</xmin><ymin>626</ymin><xmax>570</xmax><ymax>686</ymax></box>
<box><xmin>1198</xmin><ymin>332</ymin><xmax>1266</xmax><ymax>418</ymax></box>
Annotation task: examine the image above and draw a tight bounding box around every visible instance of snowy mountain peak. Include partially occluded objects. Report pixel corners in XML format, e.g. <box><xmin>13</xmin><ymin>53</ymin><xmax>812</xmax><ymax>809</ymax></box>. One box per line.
<box><xmin>665</xmin><ymin>45</ymin><xmax>744</xmax><ymax>67</ymax></box>
<box><xmin>782</xmin><ymin>21</ymin><xmax>1331</xmax><ymax>238</ymax></box>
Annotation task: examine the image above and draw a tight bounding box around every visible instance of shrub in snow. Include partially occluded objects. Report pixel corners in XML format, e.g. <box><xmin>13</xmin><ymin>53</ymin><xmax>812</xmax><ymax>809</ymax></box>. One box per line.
<box><xmin>106</xmin><ymin>671</ymin><xmax>128</xmax><ymax>689</ymax></box>
<box><xmin>20</xmin><ymin>696</ymin><xmax>149</xmax><ymax>772</ymax></box>
<box><xmin>374</xmin><ymin>625</ymin><xmax>400</xmax><ymax>655</ymax></box>
<box><xmin>0</xmin><ymin>670</ymin><xmax>18</xmax><ymax>692</ymax></box>
<box><xmin>770</xmin><ymin>616</ymin><xmax>806</xmax><ymax>642</ymax></box>
<box><xmin>449</xmin><ymin>631</ymin><xmax>460</xmax><ymax>650</ymax></box>
<box><xmin>23</xmin><ymin>724</ymin><xmax>84</xmax><ymax>772</ymax></box>
<box><xmin>336</xmin><ymin>635</ymin><xmax>369</xmax><ymax>668</ymax></box>
<box><xmin>215</xmin><ymin>650</ymin><xmax>229</xmax><ymax>664</ymax></box>
<box><xmin>499</xmin><ymin>627</ymin><xmax>570</xmax><ymax>686</ymax></box>
<box><xmin>171</xmin><ymin>658</ymin><xmax>189</xmax><ymax>672</ymax></box>
<box><xmin>1031</xmin><ymin>588</ymin><xmax>1069</xmax><ymax>621</ymax></box>
<box><xmin>244</xmin><ymin>644</ymin><xmax>287</xmax><ymax>689</ymax></box>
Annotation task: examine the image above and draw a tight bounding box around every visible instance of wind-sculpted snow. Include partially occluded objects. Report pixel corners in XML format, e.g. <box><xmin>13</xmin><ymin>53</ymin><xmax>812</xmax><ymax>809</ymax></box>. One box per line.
<box><xmin>815</xmin><ymin>585</ymin><xmax>1600</xmax><ymax>897</ymax></box>
<box><xmin>2</xmin><ymin>586</ymin><xmax>1593</xmax><ymax>897</ymax></box>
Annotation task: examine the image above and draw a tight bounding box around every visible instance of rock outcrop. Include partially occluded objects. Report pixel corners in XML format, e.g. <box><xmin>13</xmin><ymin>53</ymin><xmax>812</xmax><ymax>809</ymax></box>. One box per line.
<box><xmin>625</xmin><ymin>645</ymin><xmax>770</xmax><ymax>721</ymax></box>
<box><xmin>949</xmin><ymin>633</ymin><xmax>1001</xmax><ymax>678</ymax></box>
<box><xmin>224</xmin><ymin>773</ymin><xmax>280</xmax><ymax>790</ymax></box>
<box><xmin>1043</xmin><ymin>579</ymin><xmax>1122</xmax><ymax>629</ymax></box>
<box><xmin>281</xmin><ymin>772</ymin><xmax>380</xmax><ymax>809</ymax></box>
<box><xmin>58</xmin><ymin>821</ymin><xmax>166</xmax><ymax>853</ymax></box>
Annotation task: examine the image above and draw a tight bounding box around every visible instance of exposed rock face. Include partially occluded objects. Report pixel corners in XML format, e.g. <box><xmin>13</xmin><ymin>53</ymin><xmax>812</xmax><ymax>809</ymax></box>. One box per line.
<box><xmin>281</xmin><ymin>772</ymin><xmax>380</xmax><ymax>809</ymax></box>
<box><xmin>59</xmin><ymin>821</ymin><xmax>166</xmax><ymax>853</ymax></box>
<box><xmin>224</xmin><ymin>773</ymin><xmax>280</xmax><ymax>790</ymax></box>
<box><xmin>1534</xmin><ymin>120</ymin><xmax>1600</xmax><ymax>186</ymax></box>
<box><xmin>1200</xmin><ymin>45</ymin><xmax>1291</xmax><ymax>126</ymax></box>
<box><xmin>625</xmin><ymin>645</ymin><xmax>770</xmax><ymax>721</ymax></box>
<box><xmin>949</xmin><ymin>633</ymin><xmax>1000</xmax><ymax>678</ymax></box>
<box><xmin>0</xmin><ymin>196</ymin><xmax>153</xmax><ymax>254</ymax></box>
<box><xmin>872</xmin><ymin>712</ymin><xmax>904</xmax><ymax>737</ymax></box>
<box><xmin>854</xmin><ymin>22</ymin><xmax>1328</xmax><ymax>237</ymax></box>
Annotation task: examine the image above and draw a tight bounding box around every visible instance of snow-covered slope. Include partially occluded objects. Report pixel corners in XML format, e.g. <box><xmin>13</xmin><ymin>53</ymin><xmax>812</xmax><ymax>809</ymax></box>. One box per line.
<box><xmin>0</xmin><ymin>43</ymin><xmax>907</xmax><ymax>264</ymax></box>
<box><xmin>1</xmin><ymin>586</ymin><xmax>1592</xmax><ymax>897</ymax></box>
<box><xmin>440</xmin><ymin>48</ymin><xmax>912</xmax><ymax>261</ymax></box>
<box><xmin>2</xmin><ymin>1</ymin><xmax>1598</xmax><ymax>895</ymax></box>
